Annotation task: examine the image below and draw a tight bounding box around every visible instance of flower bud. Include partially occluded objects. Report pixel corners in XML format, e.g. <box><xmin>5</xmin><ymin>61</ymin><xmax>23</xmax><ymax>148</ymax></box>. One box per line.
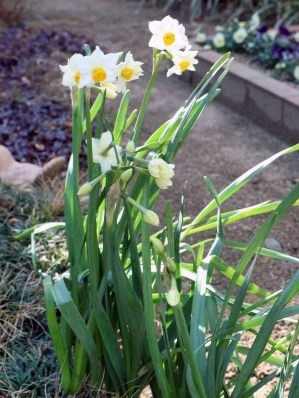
<box><xmin>106</xmin><ymin>182</ymin><xmax>120</xmax><ymax>226</ymax></box>
<box><xmin>166</xmin><ymin>258</ymin><xmax>176</xmax><ymax>274</ymax></box>
<box><xmin>126</xmin><ymin>140</ymin><xmax>135</xmax><ymax>153</ymax></box>
<box><xmin>143</xmin><ymin>210</ymin><xmax>159</xmax><ymax>226</ymax></box>
<box><xmin>151</xmin><ymin>237</ymin><xmax>165</xmax><ymax>254</ymax></box>
<box><xmin>120</xmin><ymin>168</ymin><xmax>133</xmax><ymax>183</ymax></box>
<box><xmin>77</xmin><ymin>182</ymin><xmax>93</xmax><ymax>197</ymax></box>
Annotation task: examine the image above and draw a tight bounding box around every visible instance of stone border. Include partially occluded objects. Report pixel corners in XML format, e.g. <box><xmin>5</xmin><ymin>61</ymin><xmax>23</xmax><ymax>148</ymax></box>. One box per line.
<box><xmin>184</xmin><ymin>45</ymin><xmax>299</xmax><ymax>143</ymax></box>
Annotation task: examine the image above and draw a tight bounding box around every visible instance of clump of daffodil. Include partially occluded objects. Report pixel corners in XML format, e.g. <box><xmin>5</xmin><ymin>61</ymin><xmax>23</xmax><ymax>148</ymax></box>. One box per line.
<box><xmin>59</xmin><ymin>53</ymin><xmax>90</xmax><ymax>88</ymax></box>
<box><xmin>149</xmin><ymin>15</ymin><xmax>188</xmax><ymax>52</ymax></box>
<box><xmin>92</xmin><ymin>131</ymin><xmax>121</xmax><ymax>172</ymax></box>
<box><xmin>167</xmin><ymin>45</ymin><xmax>198</xmax><ymax>77</ymax></box>
<box><xmin>116</xmin><ymin>52</ymin><xmax>143</xmax><ymax>93</ymax></box>
<box><xmin>148</xmin><ymin>158</ymin><xmax>175</xmax><ymax>189</ymax></box>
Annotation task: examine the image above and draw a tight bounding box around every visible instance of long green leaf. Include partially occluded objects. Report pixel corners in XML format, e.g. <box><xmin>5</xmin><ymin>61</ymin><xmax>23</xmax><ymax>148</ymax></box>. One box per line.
<box><xmin>51</xmin><ymin>279</ymin><xmax>101</xmax><ymax>384</ymax></box>
<box><xmin>142</xmin><ymin>181</ymin><xmax>171</xmax><ymax>398</ymax></box>
<box><xmin>43</xmin><ymin>276</ymin><xmax>71</xmax><ymax>391</ymax></box>
<box><xmin>113</xmin><ymin>90</ymin><xmax>131</xmax><ymax>144</ymax></box>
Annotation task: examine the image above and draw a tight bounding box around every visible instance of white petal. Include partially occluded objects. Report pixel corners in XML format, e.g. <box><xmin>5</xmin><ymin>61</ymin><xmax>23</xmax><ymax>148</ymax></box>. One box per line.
<box><xmin>59</xmin><ymin>64</ymin><xmax>69</xmax><ymax>73</ymax></box>
<box><xmin>148</xmin><ymin>159</ymin><xmax>160</xmax><ymax>177</ymax></box>
<box><xmin>116</xmin><ymin>79</ymin><xmax>126</xmax><ymax>93</ymax></box>
<box><xmin>148</xmin><ymin>20</ymin><xmax>161</xmax><ymax>35</ymax></box>
<box><xmin>69</xmin><ymin>53</ymin><xmax>84</xmax><ymax>68</ymax></box>
<box><xmin>61</xmin><ymin>72</ymin><xmax>74</xmax><ymax>87</ymax></box>
<box><xmin>149</xmin><ymin>36</ymin><xmax>165</xmax><ymax>50</ymax></box>
<box><xmin>155</xmin><ymin>177</ymin><xmax>172</xmax><ymax>189</ymax></box>
<box><xmin>92</xmin><ymin>138</ymin><xmax>102</xmax><ymax>160</ymax></box>
<box><xmin>100</xmin><ymin>158</ymin><xmax>112</xmax><ymax>172</ymax></box>
<box><xmin>99</xmin><ymin>131</ymin><xmax>112</xmax><ymax>150</ymax></box>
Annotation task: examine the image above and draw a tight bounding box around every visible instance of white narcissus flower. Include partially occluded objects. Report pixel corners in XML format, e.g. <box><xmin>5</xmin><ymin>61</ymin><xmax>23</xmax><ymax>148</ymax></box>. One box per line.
<box><xmin>148</xmin><ymin>15</ymin><xmax>189</xmax><ymax>52</ymax></box>
<box><xmin>116</xmin><ymin>52</ymin><xmax>143</xmax><ymax>93</ymax></box>
<box><xmin>213</xmin><ymin>32</ymin><xmax>225</xmax><ymax>48</ymax></box>
<box><xmin>59</xmin><ymin>54</ymin><xmax>89</xmax><ymax>88</ymax></box>
<box><xmin>167</xmin><ymin>46</ymin><xmax>198</xmax><ymax>77</ymax></box>
<box><xmin>92</xmin><ymin>131</ymin><xmax>121</xmax><ymax>172</ymax></box>
<box><xmin>233</xmin><ymin>28</ymin><xmax>248</xmax><ymax>44</ymax></box>
<box><xmin>85</xmin><ymin>46</ymin><xmax>122</xmax><ymax>86</ymax></box>
<box><xmin>148</xmin><ymin>158</ymin><xmax>175</xmax><ymax>189</ymax></box>
<box><xmin>294</xmin><ymin>66</ymin><xmax>299</xmax><ymax>81</ymax></box>
<box><xmin>196</xmin><ymin>32</ymin><xmax>206</xmax><ymax>43</ymax></box>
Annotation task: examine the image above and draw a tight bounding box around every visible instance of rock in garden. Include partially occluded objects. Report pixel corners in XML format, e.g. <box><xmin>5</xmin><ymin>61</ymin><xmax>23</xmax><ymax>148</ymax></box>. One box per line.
<box><xmin>0</xmin><ymin>145</ymin><xmax>65</xmax><ymax>190</ymax></box>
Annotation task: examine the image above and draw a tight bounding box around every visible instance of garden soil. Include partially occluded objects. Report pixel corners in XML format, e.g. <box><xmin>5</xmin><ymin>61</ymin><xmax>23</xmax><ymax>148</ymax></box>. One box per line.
<box><xmin>11</xmin><ymin>0</ymin><xmax>299</xmax><ymax>396</ymax></box>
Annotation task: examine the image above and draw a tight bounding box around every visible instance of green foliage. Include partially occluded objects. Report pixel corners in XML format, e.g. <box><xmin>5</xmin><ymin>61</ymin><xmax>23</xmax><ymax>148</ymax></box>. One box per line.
<box><xmin>23</xmin><ymin>41</ymin><xmax>299</xmax><ymax>397</ymax></box>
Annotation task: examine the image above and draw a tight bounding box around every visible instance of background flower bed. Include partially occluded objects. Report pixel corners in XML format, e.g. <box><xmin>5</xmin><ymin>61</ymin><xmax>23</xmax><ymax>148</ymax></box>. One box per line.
<box><xmin>196</xmin><ymin>16</ymin><xmax>299</xmax><ymax>84</ymax></box>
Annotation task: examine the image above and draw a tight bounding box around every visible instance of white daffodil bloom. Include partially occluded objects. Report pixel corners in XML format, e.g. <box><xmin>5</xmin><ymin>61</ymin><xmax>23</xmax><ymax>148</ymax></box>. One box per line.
<box><xmin>92</xmin><ymin>131</ymin><xmax>121</xmax><ymax>172</ymax></box>
<box><xmin>148</xmin><ymin>158</ymin><xmax>175</xmax><ymax>189</ymax></box>
<box><xmin>293</xmin><ymin>32</ymin><xmax>299</xmax><ymax>43</ymax></box>
<box><xmin>213</xmin><ymin>32</ymin><xmax>225</xmax><ymax>48</ymax></box>
<box><xmin>85</xmin><ymin>46</ymin><xmax>122</xmax><ymax>86</ymax></box>
<box><xmin>215</xmin><ymin>25</ymin><xmax>224</xmax><ymax>32</ymax></box>
<box><xmin>99</xmin><ymin>82</ymin><xmax>118</xmax><ymax>99</ymax></box>
<box><xmin>116</xmin><ymin>52</ymin><xmax>143</xmax><ymax>93</ymax></box>
<box><xmin>148</xmin><ymin>15</ymin><xmax>189</xmax><ymax>52</ymax></box>
<box><xmin>167</xmin><ymin>46</ymin><xmax>198</xmax><ymax>77</ymax></box>
<box><xmin>250</xmin><ymin>13</ymin><xmax>260</xmax><ymax>30</ymax></box>
<box><xmin>59</xmin><ymin>53</ymin><xmax>90</xmax><ymax>88</ymax></box>
<box><xmin>233</xmin><ymin>28</ymin><xmax>248</xmax><ymax>44</ymax></box>
<box><xmin>294</xmin><ymin>66</ymin><xmax>299</xmax><ymax>81</ymax></box>
<box><xmin>196</xmin><ymin>32</ymin><xmax>206</xmax><ymax>43</ymax></box>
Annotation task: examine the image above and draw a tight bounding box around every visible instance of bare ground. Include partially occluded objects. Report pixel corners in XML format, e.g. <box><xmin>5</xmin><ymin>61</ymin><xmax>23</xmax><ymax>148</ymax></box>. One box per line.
<box><xmin>14</xmin><ymin>0</ymin><xmax>299</xmax><ymax>396</ymax></box>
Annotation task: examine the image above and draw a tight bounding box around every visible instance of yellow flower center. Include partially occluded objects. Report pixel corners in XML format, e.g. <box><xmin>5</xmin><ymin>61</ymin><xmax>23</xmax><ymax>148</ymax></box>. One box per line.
<box><xmin>163</xmin><ymin>32</ymin><xmax>175</xmax><ymax>46</ymax></box>
<box><xmin>179</xmin><ymin>61</ymin><xmax>190</xmax><ymax>71</ymax></box>
<box><xmin>74</xmin><ymin>71</ymin><xmax>81</xmax><ymax>84</ymax></box>
<box><xmin>121</xmin><ymin>67</ymin><xmax>133</xmax><ymax>81</ymax></box>
<box><xmin>92</xmin><ymin>67</ymin><xmax>107</xmax><ymax>83</ymax></box>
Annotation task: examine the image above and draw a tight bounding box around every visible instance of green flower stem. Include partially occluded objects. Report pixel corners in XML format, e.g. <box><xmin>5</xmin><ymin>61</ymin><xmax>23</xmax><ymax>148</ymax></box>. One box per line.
<box><xmin>126</xmin><ymin>155</ymin><xmax>149</xmax><ymax>166</ymax></box>
<box><xmin>131</xmin><ymin>52</ymin><xmax>164</xmax><ymax>144</ymax></box>
<box><xmin>126</xmin><ymin>194</ymin><xmax>147</xmax><ymax>213</ymax></box>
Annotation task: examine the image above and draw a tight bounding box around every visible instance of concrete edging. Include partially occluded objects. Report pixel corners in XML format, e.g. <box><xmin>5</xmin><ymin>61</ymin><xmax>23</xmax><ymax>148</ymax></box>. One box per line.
<box><xmin>184</xmin><ymin>44</ymin><xmax>299</xmax><ymax>143</ymax></box>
